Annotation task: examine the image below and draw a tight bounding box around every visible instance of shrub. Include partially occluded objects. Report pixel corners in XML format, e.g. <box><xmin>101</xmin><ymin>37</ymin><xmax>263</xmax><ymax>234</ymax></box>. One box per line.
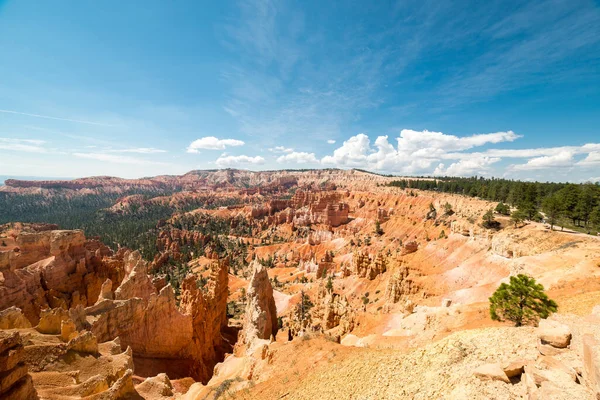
<box><xmin>489</xmin><ymin>274</ymin><xmax>557</xmax><ymax>327</ymax></box>
<box><xmin>495</xmin><ymin>202</ymin><xmax>510</xmax><ymax>216</ymax></box>
<box><xmin>443</xmin><ymin>202</ymin><xmax>454</xmax><ymax>215</ymax></box>
<box><xmin>325</xmin><ymin>276</ymin><xmax>333</xmax><ymax>292</ymax></box>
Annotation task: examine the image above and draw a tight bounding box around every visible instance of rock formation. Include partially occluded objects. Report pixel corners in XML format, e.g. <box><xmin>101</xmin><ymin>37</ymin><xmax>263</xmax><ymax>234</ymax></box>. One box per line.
<box><xmin>291</xmin><ymin>190</ymin><xmax>349</xmax><ymax>227</ymax></box>
<box><xmin>0</xmin><ymin>226</ymin><xmax>232</xmax><ymax>393</ymax></box>
<box><xmin>0</xmin><ymin>228</ymin><xmax>125</xmax><ymax>323</ymax></box>
<box><xmin>240</xmin><ymin>259</ymin><xmax>278</xmax><ymax>348</ymax></box>
<box><xmin>385</xmin><ymin>263</ymin><xmax>419</xmax><ymax>304</ymax></box>
<box><xmin>0</xmin><ymin>331</ymin><xmax>37</xmax><ymax>400</ymax></box>
<box><xmin>316</xmin><ymin>251</ymin><xmax>335</xmax><ymax>278</ymax></box>
<box><xmin>351</xmin><ymin>250</ymin><xmax>387</xmax><ymax>279</ymax></box>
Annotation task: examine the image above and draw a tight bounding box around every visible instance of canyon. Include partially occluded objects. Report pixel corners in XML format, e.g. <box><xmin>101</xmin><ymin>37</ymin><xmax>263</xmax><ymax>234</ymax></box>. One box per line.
<box><xmin>1</xmin><ymin>169</ymin><xmax>600</xmax><ymax>399</ymax></box>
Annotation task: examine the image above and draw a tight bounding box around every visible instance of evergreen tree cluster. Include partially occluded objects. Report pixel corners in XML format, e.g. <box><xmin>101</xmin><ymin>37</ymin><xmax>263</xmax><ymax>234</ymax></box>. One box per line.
<box><xmin>389</xmin><ymin>177</ymin><xmax>600</xmax><ymax>232</ymax></box>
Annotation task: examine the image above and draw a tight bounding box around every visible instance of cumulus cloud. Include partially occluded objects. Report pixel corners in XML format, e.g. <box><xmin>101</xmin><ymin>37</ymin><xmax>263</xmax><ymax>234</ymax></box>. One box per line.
<box><xmin>215</xmin><ymin>154</ymin><xmax>265</xmax><ymax>167</ymax></box>
<box><xmin>320</xmin><ymin>129</ymin><xmax>521</xmax><ymax>175</ymax></box>
<box><xmin>511</xmin><ymin>151</ymin><xmax>575</xmax><ymax>170</ymax></box>
<box><xmin>268</xmin><ymin>146</ymin><xmax>294</xmax><ymax>153</ymax></box>
<box><xmin>0</xmin><ymin>138</ymin><xmax>47</xmax><ymax>153</ymax></box>
<box><xmin>577</xmin><ymin>151</ymin><xmax>600</xmax><ymax>166</ymax></box>
<box><xmin>434</xmin><ymin>156</ymin><xmax>501</xmax><ymax>176</ymax></box>
<box><xmin>396</xmin><ymin>129</ymin><xmax>520</xmax><ymax>152</ymax></box>
<box><xmin>327</xmin><ymin>139</ymin><xmax>336</xmax><ymax>144</ymax></box>
<box><xmin>321</xmin><ymin>133</ymin><xmax>371</xmax><ymax>167</ymax></box>
<box><xmin>277</xmin><ymin>151</ymin><xmax>319</xmax><ymax>164</ymax></box>
<box><xmin>187</xmin><ymin>137</ymin><xmax>245</xmax><ymax>152</ymax></box>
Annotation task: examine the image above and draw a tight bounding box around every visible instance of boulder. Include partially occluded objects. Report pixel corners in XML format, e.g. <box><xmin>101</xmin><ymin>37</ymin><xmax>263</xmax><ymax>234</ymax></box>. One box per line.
<box><xmin>473</xmin><ymin>363</ymin><xmax>510</xmax><ymax>383</ymax></box>
<box><xmin>0</xmin><ymin>345</ymin><xmax>24</xmax><ymax>372</ymax></box>
<box><xmin>583</xmin><ymin>334</ymin><xmax>600</xmax><ymax>397</ymax></box>
<box><xmin>136</xmin><ymin>373</ymin><xmax>174</xmax><ymax>399</ymax></box>
<box><xmin>538</xmin><ymin>319</ymin><xmax>571</xmax><ymax>348</ymax></box>
<box><xmin>502</xmin><ymin>359</ymin><xmax>527</xmax><ymax>378</ymax></box>
<box><xmin>537</xmin><ymin>356</ymin><xmax>577</xmax><ymax>382</ymax></box>
<box><xmin>402</xmin><ymin>241</ymin><xmax>419</xmax><ymax>255</ymax></box>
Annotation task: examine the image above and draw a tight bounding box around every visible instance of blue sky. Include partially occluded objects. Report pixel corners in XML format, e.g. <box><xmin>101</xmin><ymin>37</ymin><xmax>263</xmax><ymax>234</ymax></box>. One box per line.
<box><xmin>0</xmin><ymin>0</ymin><xmax>599</xmax><ymax>181</ymax></box>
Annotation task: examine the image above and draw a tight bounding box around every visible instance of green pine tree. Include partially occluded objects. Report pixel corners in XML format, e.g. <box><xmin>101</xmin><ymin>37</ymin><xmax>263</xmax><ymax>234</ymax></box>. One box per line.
<box><xmin>325</xmin><ymin>276</ymin><xmax>333</xmax><ymax>292</ymax></box>
<box><xmin>489</xmin><ymin>274</ymin><xmax>557</xmax><ymax>327</ymax></box>
<box><xmin>542</xmin><ymin>194</ymin><xmax>563</xmax><ymax>230</ymax></box>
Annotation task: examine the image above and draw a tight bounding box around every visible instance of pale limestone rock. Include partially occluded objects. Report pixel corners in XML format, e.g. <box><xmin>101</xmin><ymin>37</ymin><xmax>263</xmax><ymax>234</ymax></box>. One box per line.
<box><xmin>583</xmin><ymin>334</ymin><xmax>600</xmax><ymax>397</ymax></box>
<box><xmin>538</xmin><ymin>319</ymin><xmax>571</xmax><ymax>348</ymax></box>
<box><xmin>502</xmin><ymin>359</ymin><xmax>526</xmax><ymax>378</ymax></box>
<box><xmin>473</xmin><ymin>363</ymin><xmax>510</xmax><ymax>383</ymax></box>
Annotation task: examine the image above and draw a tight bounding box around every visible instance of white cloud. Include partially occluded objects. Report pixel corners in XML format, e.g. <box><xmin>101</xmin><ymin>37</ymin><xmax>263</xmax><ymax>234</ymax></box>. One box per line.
<box><xmin>434</xmin><ymin>157</ymin><xmax>501</xmax><ymax>176</ymax></box>
<box><xmin>577</xmin><ymin>151</ymin><xmax>600</xmax><ymax>166</ymax></box>
<box><xmin>110</xmin><ymin>147</ymin><xmax>166</xmax><ymax>154</ymax></box>
<box><xmin>73</xmin><ymin>152</ymin><xmax>167</xmax><ymax>165</ymax></box>
<box><xmin>320</xmin><ymin>130</ymin><xmax>520</xmax><ymax>174</ymax></box>
<box><xmin>0</xmin><ymin>138</ymin><xmax>47</xmax><ymax>153</ymax></box>
<box><xmin>327</xmin><ymin>139</ymin><xmax>336</xmax><ymax>144</ymax></box>
<box><xmin>511</xmin><ymin>151</ymin><xmax>575</xmax><ymax>170</ymax></box>
<box><xmin>321</xmin><ymin>133</ymin><xmax>371</xmax><ymax>167</ymax></box>
<box><xmin>215</xmin><ymin>154</ymin><xmax>265</xmax><ymax>167</ymax></box>
<box><xmin>268</xmin><ymin>146</ymin><xmax>294</xmax><ymax>153</ymax></box>
<box><xmin>395</xmin><ymin>129</ymin><xmax>520</xmax><ymax>152</ymax></box>
<box><xmin>277</xmin><ymin>151</ymin><xmax>319</xmax><ymax>164</ymax></box>
<box><xmin>187</xmin><ymin>137</ymin><xmax>245</xmax><ymax>152</ymax></box>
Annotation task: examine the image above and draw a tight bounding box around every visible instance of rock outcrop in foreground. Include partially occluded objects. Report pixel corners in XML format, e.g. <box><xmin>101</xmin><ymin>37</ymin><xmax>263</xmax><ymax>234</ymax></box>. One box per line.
<box><xmin>0</xmin><ymin>331</ymin><xmax>37</xmax><ymax>400</ymax></box>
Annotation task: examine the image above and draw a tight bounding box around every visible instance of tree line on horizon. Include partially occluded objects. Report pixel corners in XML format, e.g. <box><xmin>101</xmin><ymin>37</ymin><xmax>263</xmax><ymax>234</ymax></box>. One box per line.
<box><xmin>389</xmin><ymin>176</ymin><xmax>600</xmax><ymax>233</ymax></box>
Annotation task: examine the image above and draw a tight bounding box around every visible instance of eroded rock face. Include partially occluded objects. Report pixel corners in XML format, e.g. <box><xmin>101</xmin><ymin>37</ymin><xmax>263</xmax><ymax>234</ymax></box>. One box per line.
<box><xmin>87</xmin><ymin>257</ymin><xmax>230</xmax><ymax>383</ymax></box>
<box><xmin>240</xmin><ymin>260</ymin><xmax>278</xmax><ymax>347</ymax></box>
<box><xmin>0</xmin><ymin>229</ymin><xmax>126</xmax><ymax>324</ymax></box>
<box><xmin>291</xmin><ymin>190</ymin><xmax>349</xmax><ymax>227</ymax></box>
<box><xmin>0</xmin><ymin>307</ymin><xmax>32</xmax><ymax>330</ymax></box>
<box><xmin>385</xmin><ymin>263</ymin><xmax>419</xmax><ymax>305</ymax></box>
<box><xmin>321</xmin><ymin>292</ymin><xmax>355</xmax><ymax>336</ymax></box>
<box><xmin>114</xmin><ymin>252</ymin><xmax>157</xmax><ymax>301</ymax></box>
<box><xmin>352</xmin><ymin>251</ymin><xmax>387</xmax><ymax>280</ymax></box>
<box><xmin>0</xmin><ymin>226</ymin><xmax>232</xmax><ymax>388</ymax></box>
<box><xmin>0</xmin><ymin>331</ymin><xmax>37</xmax><ymax>400</ymax></box>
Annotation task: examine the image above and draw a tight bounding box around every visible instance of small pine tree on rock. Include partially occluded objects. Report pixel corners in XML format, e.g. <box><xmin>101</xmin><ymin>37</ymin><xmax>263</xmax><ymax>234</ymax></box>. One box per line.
<box><xmin>489</xmin><ymin>274</ymin><xmax>557</xmax><ymax>327</ymax></box>
<box><xmin>325</xmin><ymin>276</ymin><xmax>333</xmax><ymax>293</ymax></box>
